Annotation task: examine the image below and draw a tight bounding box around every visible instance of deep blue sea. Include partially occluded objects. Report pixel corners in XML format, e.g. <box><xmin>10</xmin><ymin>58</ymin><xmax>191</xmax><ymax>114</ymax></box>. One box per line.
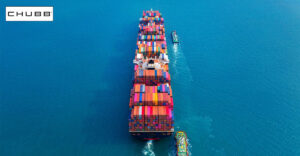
<box><xmin>1</xmin><ymin>0</ymin><xmax>300</xmax><ymax>155</ymax></box>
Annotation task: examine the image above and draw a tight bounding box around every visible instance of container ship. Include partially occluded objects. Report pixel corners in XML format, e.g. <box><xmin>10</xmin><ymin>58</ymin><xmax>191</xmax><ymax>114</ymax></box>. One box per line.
<box><xmin>129</xmin><ymin>10</ymin><xmax>174</xmax><ymax>140</ymax></box>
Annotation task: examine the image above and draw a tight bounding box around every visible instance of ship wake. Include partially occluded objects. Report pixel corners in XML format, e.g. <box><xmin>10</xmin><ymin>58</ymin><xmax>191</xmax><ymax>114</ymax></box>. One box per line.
<box><xmin>171</xmin><ymin>43</ymin><xmax>193</xmax><ymax>83</ymax></box>
<box><xmin>187</xmin><ymin>138</ymin><xmax>192</xmax><ymax>156</ymax></box>
<box><xmin>142</xmin><ymin>140</ymin><xmax>155</xmax><ymax>156</ymax></box>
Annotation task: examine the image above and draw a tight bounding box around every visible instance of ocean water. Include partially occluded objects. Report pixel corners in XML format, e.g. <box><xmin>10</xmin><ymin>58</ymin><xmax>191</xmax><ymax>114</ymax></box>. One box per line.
<box><xmin>1</xmin><ymin>0</ymin><xmax>300</xmax><ymax>155</ymax></box>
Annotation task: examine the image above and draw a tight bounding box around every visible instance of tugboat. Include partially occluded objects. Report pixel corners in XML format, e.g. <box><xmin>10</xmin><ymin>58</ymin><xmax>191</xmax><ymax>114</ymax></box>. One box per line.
<box><xmin>175</xmin><ymin>131</ymin><xmax>189</xmax><ymax>156</ymax></box>
<box><xmin>171</xmin><ymin>31</ymin><xmax>179</xmax><ymax>44</ymax></box>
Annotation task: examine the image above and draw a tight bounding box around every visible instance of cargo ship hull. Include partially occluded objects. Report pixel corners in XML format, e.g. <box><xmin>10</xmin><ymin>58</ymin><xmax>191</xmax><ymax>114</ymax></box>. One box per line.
<box><xmin>129</xmin><ymin>10</ymin><xmax>174</xmax><ymax>140</ymax></box>
<box><xmin>130</xmin><ymin>131</ymin><xmax>173</xmax><ymax>140</ymax></box>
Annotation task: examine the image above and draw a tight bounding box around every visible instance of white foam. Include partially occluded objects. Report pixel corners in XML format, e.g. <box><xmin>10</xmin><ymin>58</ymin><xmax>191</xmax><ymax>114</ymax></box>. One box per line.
<box><xmin>142</xmin><ymin>140</ymin><xmax>155</xmax><ymax>156</ymax></box>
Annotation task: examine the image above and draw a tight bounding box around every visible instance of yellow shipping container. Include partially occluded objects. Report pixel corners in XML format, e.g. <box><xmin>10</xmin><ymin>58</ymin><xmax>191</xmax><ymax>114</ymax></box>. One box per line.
<box><xmin>153</xmin><ymin>93</ymin><xmax>158</xmax><ymax>105</ymax></box>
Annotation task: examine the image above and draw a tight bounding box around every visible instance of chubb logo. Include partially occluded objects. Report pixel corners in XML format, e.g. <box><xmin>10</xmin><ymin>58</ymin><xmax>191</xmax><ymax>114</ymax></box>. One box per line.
<box><xmin>6</xmin><ymin>6</ymin><xmax>53</xmax><ymax>21</ymax></box>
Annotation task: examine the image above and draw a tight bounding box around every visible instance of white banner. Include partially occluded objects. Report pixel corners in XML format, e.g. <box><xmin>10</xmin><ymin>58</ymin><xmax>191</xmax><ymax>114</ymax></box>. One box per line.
<box><xmin>6</xmin><ymin>6</ymin><xmax>53</xmax><ymax>21</ymax></box>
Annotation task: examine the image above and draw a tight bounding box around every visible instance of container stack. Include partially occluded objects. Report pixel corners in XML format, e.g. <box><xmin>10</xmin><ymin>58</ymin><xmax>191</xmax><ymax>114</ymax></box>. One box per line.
<box><xmin>130</xmin><ymin>84</ymin><xmax>173</xmax><ymax>107</ymax></box>
<box><xmin>136</xmin><ymin>41</ymin><xmax>167</xmax><ymax>57</ymax></box>
<box><xmin>129</xmin><ymin>106</ymin><xmax>144</xmax><ymax>131</ymax></box>
<box><xmin>144</xmin><ymin>106</ymin><xmax>159</xmax><ymax>131</ymax></box>
<box><xmin>129</xmin><ymin>10</ymin><xmax>174</xmax><ymax>139</ymax></box>
<box><xmin>134</xmin><ymin>69</ymin><xmax>170</xmax><ymax>85</ymax></box>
